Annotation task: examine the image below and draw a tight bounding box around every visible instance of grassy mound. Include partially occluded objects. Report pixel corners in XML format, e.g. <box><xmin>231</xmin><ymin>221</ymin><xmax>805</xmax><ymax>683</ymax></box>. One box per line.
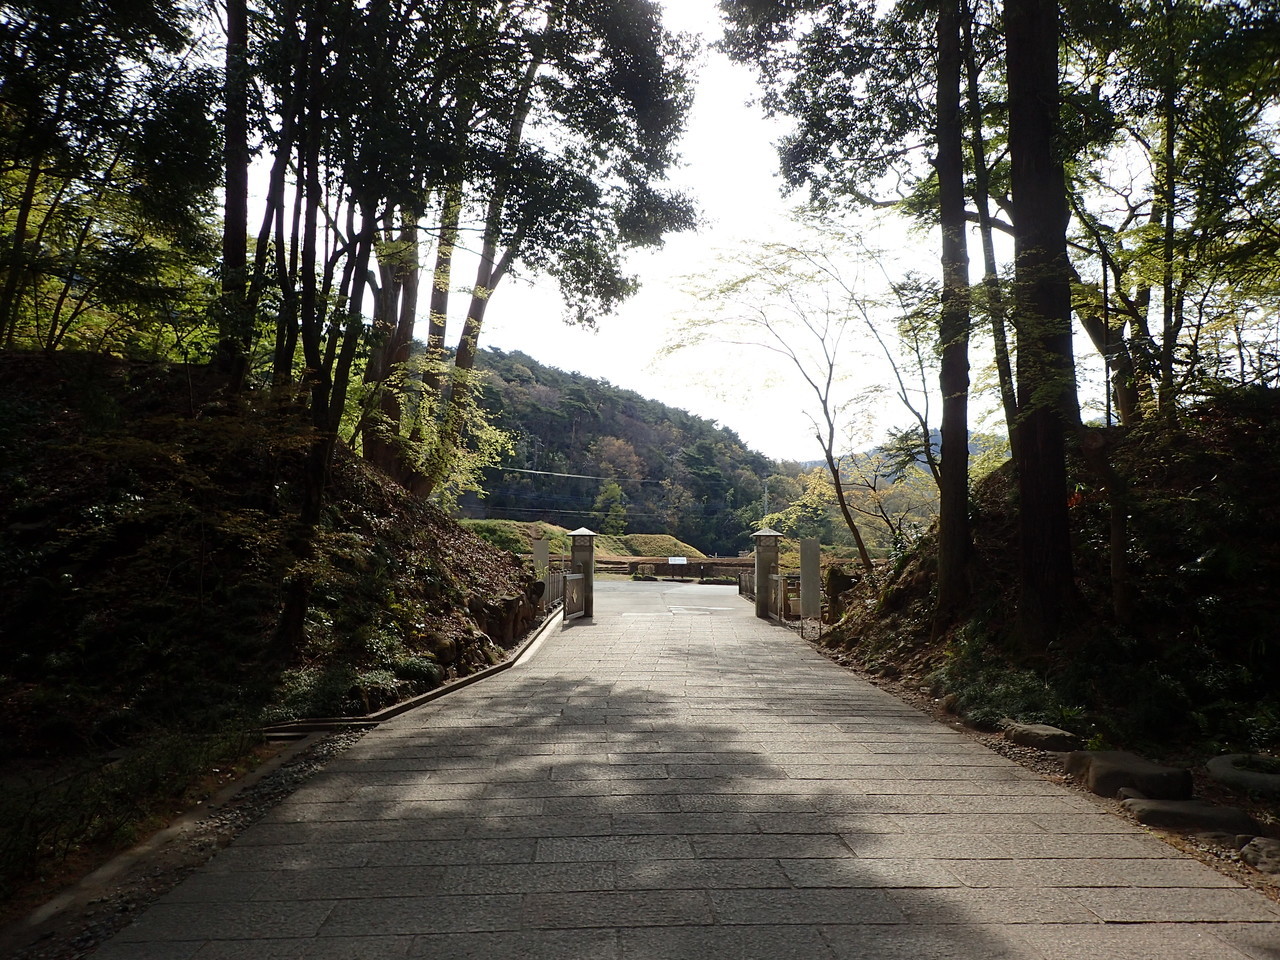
<box><xmin>460</xmin><ymin>520</ymin><xmax>705</xmax><ymax>559</ymax></box>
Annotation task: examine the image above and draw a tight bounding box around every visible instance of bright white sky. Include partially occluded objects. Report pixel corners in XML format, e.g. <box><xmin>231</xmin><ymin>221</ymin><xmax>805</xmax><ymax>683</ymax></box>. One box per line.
<box><xmin>452</xmin><ymin>0</ymin><xmax>1106</xmax><ymax>462</ymax></box>
<box><xmin>476</xmin><ymin>0</ymin><xmax>852</xmax><ymax>463</ymax></box>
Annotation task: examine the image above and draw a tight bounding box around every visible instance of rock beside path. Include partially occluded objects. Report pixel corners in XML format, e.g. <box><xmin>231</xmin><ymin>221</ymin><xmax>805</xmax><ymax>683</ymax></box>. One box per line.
<box><xmin>1065</xmin><ymin>750</ymin><xmax>1193</xmax><ymax>800</ymax></box>
<box><xmin>1241</xmin><ymin>837</ymin><xmax>1280</xmax><ymax>875</ymax></box>
<box><xmin>1122</xmin><ymin>797</ymin><xmax>1263</xmax><ymax>834</ymax></box>
<box><xmin>1206</xmin><ymin>754</ymin><xmax>1280</xmax><ymax>798</ymax></box>
<box><xmin>1003</xmin><ymin>722</ymin><xmax>1082</xmax><ymax>752</ymax></box>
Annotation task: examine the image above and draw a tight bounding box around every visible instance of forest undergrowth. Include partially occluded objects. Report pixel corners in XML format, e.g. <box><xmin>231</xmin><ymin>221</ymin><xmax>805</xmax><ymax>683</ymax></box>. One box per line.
<box><xmin>0</xmin><ymin>352</ymin><xmax>532</xmax><ymax>904</ymax></box>
<box><xmin>824</xmin><ymin>387</ymin><xmax>1280</xmax><ymax>761</ymax></box>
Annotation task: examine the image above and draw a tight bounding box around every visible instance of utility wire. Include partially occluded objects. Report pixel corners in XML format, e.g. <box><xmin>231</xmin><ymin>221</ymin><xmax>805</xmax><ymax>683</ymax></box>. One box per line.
<box><xmin>495</xmin><ymin>466</ymin><xmax>667</xmax><ymax>484</ymax></box>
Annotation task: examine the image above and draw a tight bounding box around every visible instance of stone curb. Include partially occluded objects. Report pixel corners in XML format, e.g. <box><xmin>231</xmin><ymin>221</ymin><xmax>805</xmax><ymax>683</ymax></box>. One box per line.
<box><xmin>260</xmin><ymin>605</ymin><xmax>565</xmax><ymax>737</ymax></box>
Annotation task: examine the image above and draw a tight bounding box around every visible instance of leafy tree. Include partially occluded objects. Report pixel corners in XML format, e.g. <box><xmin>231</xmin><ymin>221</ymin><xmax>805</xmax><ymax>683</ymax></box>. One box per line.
<box><xmin>0</xmin><ymin>1</ymin><xmax>220</xmax><ymax>354</ymax></box>
<box><xmin>593</xmin><ymin>479</ymin><xmax>629</xmax><ymax>534</ymax></box>
<box><xmin>1063</xmin><ymin>0</ymin><xmax>1280</xmax><ymax>419</ymax></box>
<box><xmin>589</xmin><ymin>435</ymin><xmax>646</xmax><ymax>480</ymax></box>
<box><xmin>330</xmin><ymin>0</ymin><xmax>700</xmax><ymax>498</ymax></box>
<box><xmin>719</xmin><ymin>0</ymin><xmax>975</xmax><ymax>611</ymax></box>
<box><xmin>666</xmin><ymin>223</ymin><xmax>959</xmax><ymax>574</ymax></box>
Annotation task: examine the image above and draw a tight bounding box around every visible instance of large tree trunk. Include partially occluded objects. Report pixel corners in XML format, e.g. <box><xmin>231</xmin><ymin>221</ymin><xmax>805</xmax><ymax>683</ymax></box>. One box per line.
<box><xmin>220</xmin><ymin>0</ymin><xmax>251</xmax><ymax>391</ymax></box>
<box><xmin>363</xmin><ymin>207</ymin><xmax>422</xmax><ymax>481</ymax></box>
<box><xmin>275</xmin><ymin>14</ymin><xmax>327</xmax><ymax>651</ymax></box>
<box><xmin>933</xmin><ymin>0</ymin><xmax>972</xmax><ymax>631</ymax></box>
<box><xmin>1005</xmin><ymin>0</ymin><xmax>1078</xmax><ymax>650</ymax></box>
<box><xmin>423</xmin><ymin>31</ymin><xmax>549</xmax><ymax>497</ymax></box>
<box><xmin>1157</xmin><ymin>62</ymin><xmax>1181</xmax><ymax>417</ymax></box>
<box><xmin>0</xmin><ymin>158</ymin><xmax>43</xmax><ymax>347</ymax></box>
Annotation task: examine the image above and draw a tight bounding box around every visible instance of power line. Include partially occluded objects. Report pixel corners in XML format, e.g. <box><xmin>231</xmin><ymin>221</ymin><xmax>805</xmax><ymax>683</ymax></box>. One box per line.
<box><xmin>494</xmin><ymin>467</ymin><xmax>666</xmax><ymax>484</ymax></box>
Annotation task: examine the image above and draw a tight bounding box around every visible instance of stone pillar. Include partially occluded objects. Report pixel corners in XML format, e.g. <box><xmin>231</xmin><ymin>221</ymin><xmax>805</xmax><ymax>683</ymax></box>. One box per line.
<box><xmin>751</xmin><ymin>528</ymin><xmax>782</xmax><ymax>620</ymax></box>
<box><xmin>800</xmin><ymin>537</ymin><xmax>821</xmax><ymax>619</ymax></box>
<box><xmin>569</xmin><ymin>527</ymin><xmax>596</xmax><ymax>619</ymax></box>
<box><xmin>531</xmin><ymin>539</ymin><xmax>550</xmax><ymax>610</ymax></box>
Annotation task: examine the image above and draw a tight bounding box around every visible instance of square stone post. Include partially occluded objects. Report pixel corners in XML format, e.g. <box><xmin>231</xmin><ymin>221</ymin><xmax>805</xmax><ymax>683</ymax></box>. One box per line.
<box><xmin>569</xmin><ymin>527</ymin><xmax>596</xmax><ymax>619</ymax></box>
<box><xmin>800</xmin><ymin>537</ymin><xmax>821</xmax><ymax>619</ymax></box>
<box><xmin>752</xmin><ymin>528</ymin><xmax>782</xmax><ymax>620</ymax></box>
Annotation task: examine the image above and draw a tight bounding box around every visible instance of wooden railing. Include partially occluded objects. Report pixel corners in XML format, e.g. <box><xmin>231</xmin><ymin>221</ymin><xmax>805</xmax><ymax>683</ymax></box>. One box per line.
<box><xmin>769</xmin><ymin>574</ymin><xmax>800</xmax><ymax>620</ymax></box>
<box><xmin>738</xmin><ymin>570</ymin><xmax>801</xmax><ymax>620</ymax></box>
<box><xmin>543</xmin><ymin>567</ymin><xmax>565</xmax><ymax>607</ymax></box>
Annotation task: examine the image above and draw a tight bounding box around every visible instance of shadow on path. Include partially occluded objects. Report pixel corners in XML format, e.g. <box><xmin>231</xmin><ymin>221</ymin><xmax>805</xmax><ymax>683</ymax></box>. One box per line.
<box><xmin>92</xmin><ymin>587</ymin><xmax>1280</xmax><ymax>959</ymax></box>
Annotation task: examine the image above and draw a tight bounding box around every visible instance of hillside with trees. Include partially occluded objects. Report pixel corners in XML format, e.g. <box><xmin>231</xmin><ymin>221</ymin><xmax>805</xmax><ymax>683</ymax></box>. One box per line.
<box><xmin>465</xmin><ymin>348</ymin><xmax>776</xmax><ymax>556</ymax></box>
<box><xmin>464</xmin><ymin>348</ymin><xmax>946</xmax><ymax>559</ymax></box>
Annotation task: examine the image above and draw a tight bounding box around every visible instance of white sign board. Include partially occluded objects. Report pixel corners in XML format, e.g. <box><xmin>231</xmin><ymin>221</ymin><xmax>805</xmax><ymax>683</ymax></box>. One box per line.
<box><xmin>668</xmin><ymin>557</ymin><xmax>688</xmax><ymax>565</ymax></box>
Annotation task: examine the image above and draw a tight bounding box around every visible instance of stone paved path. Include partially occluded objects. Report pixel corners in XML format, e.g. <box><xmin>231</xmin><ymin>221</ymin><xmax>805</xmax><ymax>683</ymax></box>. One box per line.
<box><xmin>94</xmin><ymin>582</ymin><xmax>1280</xmax><ymax>959</ymax></box>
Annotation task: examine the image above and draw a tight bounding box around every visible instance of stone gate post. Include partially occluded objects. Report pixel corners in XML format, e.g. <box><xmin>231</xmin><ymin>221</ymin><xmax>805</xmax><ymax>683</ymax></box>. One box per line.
<box><xmin>800</xmin><ymin>537</ymin><xmax>821</xmax><ymax>619</ymax></box>
<box><xmin>752</xmin><ymin>528</ymin><xmax>782</xmax><ymax>620</ymax></box>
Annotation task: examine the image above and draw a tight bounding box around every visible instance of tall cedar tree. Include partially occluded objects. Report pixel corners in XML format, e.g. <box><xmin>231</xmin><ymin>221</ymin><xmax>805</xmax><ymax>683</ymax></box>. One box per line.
<box><xmin>1005</xmin><ymin>0</ymin><xmax>1078</xmax><ymax>647</ymax></box>
<box><xmin>933</xmin><ymin>0</ymin><xmax>972</xmax><ymax>630</ymax></box>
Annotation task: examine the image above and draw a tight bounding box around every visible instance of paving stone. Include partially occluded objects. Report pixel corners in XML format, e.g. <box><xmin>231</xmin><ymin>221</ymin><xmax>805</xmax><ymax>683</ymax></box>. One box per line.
<box><xmin>619</xmin><ymin>924</ymin><xmax>837</xmax><ymax>959</ymax></box>
<box><xmin>822</xmin><ymin>923</ymin><xmax>1039</xmax><ymax>959</ymax></box>
<box><xmin>319</xmin><ymin>894</ymin><xmax>520</xmax><ymax>936</ymax></box>
<box><xmin>535</xmin><ymin>835</ymin><xmax>696</xmax><ymax>862</ymax></box>
<box><xmin>85</xmin><ymin>583</ymin><xmax>1280</xmax><ymax>959</ymax></box>
<box><xmin>360</xmin><ymin>838</ymin><xmax>538</xmax><ymax>867</ymax></box>
<box><xmin>614</xmin><ymin>857</ymin><xmax>790</xmax><ymax>889</ymax></box>
<box><xmin>202</xmin><ymin>842</ymin><xmax>373</xmax><ymax>872</ymax></box>
<box><xmin>610</xmin><ymin>812</ymin><xmax>757</xmax><ymax>836</ymax></box>
<box><xmin>1203</xmin><ymin>922</ymin><xmax>1280</xmax><ymax>960</ymax></box>
<box><xmin>542</xmin><ymin>793</ymin><xmax>683</xmax><ymax>816</ymax></box>
<box><xmin>894</xmin><ymin>886</ymin><xmax>1100</xmax><ymax>924</ymax></box>
<box><xmin>690</xmin><ymin>834</ymin><xmax>854</xmax><ymax>860</ymax></box>
<box><xmin>709</xmin><ymin>887</ymin><xmax>906</xmax><ymax>924</ymax></box>
<box><xmin>408</xmin><ymin>929</ymin><xmax>620</xmax><ymax>959</ymax></box>
<box><xmin>114</xmin><ymin>900</ymin><xmax>336</xmax><ymax>942</ymax></box>
<box><xmin>92</xmin><ymin>942</ymin><xmax>203</xmax><ymax>960</ymax></box>
<box><xmin>1072</xmin><ymin>886</ymin><xmax>1280</xmax><ymax>922</ymax></box>
<box><xmin>1018</xmin><ymin>924</ymin><xmax>1256</xmax><ymax>960</ymax></box>
<box><xmin>841</xmin><ymin>833</ymin><xmax>1009</xmax><ymax>860</ymax></box>
<box><xmin>886</xmin><ymin>814</ymin><xmax>1050</xmax><ymax>834</ymax></box>
<box><xmin>459</xmin><ymin>814</ymin><xmax>614</xmax><ymax>839</ymax></box>
<box><xmin>989</xmin><ymin>833</ymin><xmax>1177</xmax><ymax>859</ymax></box>
<box><xmin>780</xmin><ymin>857</ymin><xmax>962</xmax><ymax>889</ymax></box>
<box><xmin>524</xmin><ymin>889</ymin><xmax>713</xmax><ymax>928</ymax></box>
<box><xmin>192</xmin><ymin>936</ymin><xmax>415</xmax><ymax>959</ymax></box>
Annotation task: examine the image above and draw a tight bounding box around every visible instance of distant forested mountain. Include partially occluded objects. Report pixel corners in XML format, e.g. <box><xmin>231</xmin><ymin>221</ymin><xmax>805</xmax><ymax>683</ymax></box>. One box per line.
<box><xmin>461</xmin><ymin>348</ymin><xmax>776</xmax><ymax>556</ymax></box>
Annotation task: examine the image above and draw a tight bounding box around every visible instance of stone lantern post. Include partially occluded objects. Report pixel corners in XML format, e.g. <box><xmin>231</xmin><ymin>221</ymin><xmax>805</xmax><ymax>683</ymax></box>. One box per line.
<box><xmin>751</xmin><ymin>528</ymin><xmax>782</xmax><ymax>620</ymax></box>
